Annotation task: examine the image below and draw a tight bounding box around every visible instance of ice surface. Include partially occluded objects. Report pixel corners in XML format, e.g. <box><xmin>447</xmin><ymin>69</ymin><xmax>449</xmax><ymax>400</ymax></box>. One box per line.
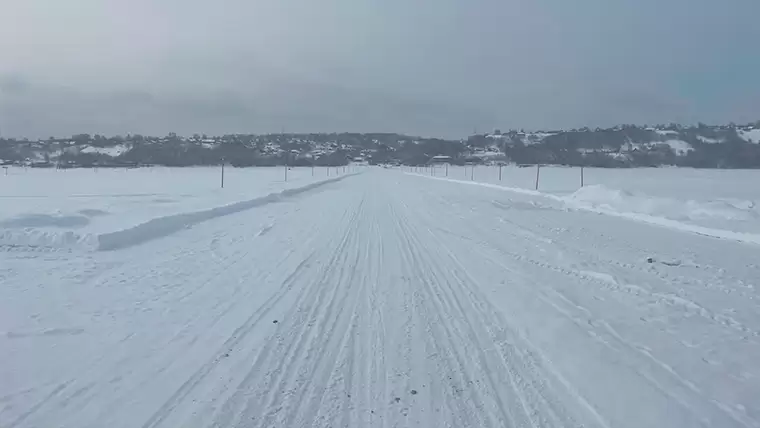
<box><xmin>2</xmin><ymin>167</ymin><xmax>760</xmax><ymax>428</ymax></box>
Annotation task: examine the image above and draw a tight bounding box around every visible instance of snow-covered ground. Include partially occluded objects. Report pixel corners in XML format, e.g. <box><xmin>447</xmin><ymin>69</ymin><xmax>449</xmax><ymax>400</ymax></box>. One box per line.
<box><xmin>0</xmin><ymin>165</ymin><xmax>355</xmax><ymax>250</ymax></box>
<box><xmin>78</xmin><ymin>144</ymin><xmax>131</xmax><ymax>157</ymax></box>
<box><xmin>413</xmin><ymin>165</ymin><xmax>760</xmax><ymax>236</ymax></box>
<box><xmin>739</xmin><ymin>129</ymin><xmax>760</xmax><ymax>143</ymax></box>
<box><xmin>2</xmin><ymin>167</ymin><xmax>760</xmax><ymax>428</ymax></box>
<box><xmin>660</xmin><ymin>139</ymin><xmax>694</xmax><ymax>155</ymax></box>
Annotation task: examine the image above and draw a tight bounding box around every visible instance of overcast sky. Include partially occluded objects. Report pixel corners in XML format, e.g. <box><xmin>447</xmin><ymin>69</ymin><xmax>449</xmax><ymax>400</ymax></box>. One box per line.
<box><xmin>1</xmin><ymin>0</ymin><xmax>759</xmax><ymax>138</ymax></box>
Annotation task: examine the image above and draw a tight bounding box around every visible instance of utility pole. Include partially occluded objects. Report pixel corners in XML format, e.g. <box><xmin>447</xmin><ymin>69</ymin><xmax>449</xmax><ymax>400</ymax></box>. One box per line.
<box><xmin>580</xmin><ymin>166</ymin><xmax>584</xmax><ymax>187</ymax></box>
<box><xmin>220</xmin><ymin>157</ymin><xmax>225</xmax><ymax>188</ymax></box>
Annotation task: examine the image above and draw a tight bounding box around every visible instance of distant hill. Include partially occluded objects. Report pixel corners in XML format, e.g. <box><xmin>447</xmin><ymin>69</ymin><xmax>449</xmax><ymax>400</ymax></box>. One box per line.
<box><xmin>2</xmin><ymin>122</ymin><xmax>759</xmax><ymax>168</ymax></box>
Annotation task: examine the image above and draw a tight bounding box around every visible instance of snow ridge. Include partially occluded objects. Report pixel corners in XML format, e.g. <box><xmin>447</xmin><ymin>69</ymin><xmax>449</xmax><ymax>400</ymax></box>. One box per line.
<box><xmin>407</xmin><ymin>173</ymin><xmax>760</xmax><ymax>246</ymax></box>
<box><xmin>98</xmin><ymin>173</ymin><xmax>358</xmax><ymax>251</ymax></box>
<box><xmin>0</xmin><ymin>173</ymin><xmax>358</xmax><ymax>252</ymax></box>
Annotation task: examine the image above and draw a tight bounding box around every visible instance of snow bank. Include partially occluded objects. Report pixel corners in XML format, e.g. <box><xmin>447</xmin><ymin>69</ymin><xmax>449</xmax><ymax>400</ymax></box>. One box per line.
<box><xmin>561</xmin><ymin>185</ymin><xmax>760</xmax><ymax>244</ymax></box>
<box><xmin>1</xmin><ymin>167</ymin><xmax>361</xmax><ymax>251</ymax></box>
<box><xmin>98</xmin><ymin>173</ymin><xmax>355</xmax><ymax>251</ymax></box>
<box><xmin>0</xmin><ymin>228</ymin><xmax>99</xmax><ymax>251</ymax></box>
<box><xmin>409</xmin><ymin>173</ymin><xmax>760</xmax><ymax>245</ymax></box>
<box><xmin>563</xmin><ymin>185</ymin><xmax>757</xmax><ymax>223</ymax></box>
<box><xmin>0</xmin><ymin>211</ymin><xmax>105</xmax><ymax>250</ymax></box>
<box><xmin>560</xmin><ymin>186</ymin><xmax>760</xmax><ymax>245</ymax></box>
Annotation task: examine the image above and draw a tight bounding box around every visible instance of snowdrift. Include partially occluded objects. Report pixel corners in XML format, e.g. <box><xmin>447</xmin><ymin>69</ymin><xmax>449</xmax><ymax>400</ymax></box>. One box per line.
<box><xmin>1</xmin><ymin>173</ymin><xmax>355</xmax><ymax>252</ymax></box>
<box><xmin>560</xmin><ymin>185</ymin><xmax>760</xmax><ymax>244</ymax></box>
<box><xmin>563</xmin><ymin>185</ymin><xmax>758</xmax><ymax>224</ymax></box>
<box><xmin>98</xmin><ymin>174</ymin><xmax>354</xmax><ymax>250</ymax></box>
<box><xmin>0</xmin><ymin>228</ymin><xmax>99</xmax><ymax>251</ymax></box>
<box><xmin>409</xmin><ymin>173</ymin><xmax>760</xmax><ymax>245</ymax></box>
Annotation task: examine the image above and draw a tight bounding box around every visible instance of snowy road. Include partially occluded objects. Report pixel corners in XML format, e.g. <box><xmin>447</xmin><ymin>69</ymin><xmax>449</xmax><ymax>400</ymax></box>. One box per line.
<box><xmin>2</xmin><ymin>169</ymin><xmax>760</xmax><ymax>428</ymax></box>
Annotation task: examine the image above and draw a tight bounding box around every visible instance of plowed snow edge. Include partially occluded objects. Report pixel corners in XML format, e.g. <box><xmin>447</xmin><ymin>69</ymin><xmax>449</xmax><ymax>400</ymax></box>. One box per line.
<box><xmin>407</xmin><ymin>173</ymin><xmax>760</xmax><ymax>246</ymax></box>
<box><xmin>98</xmin><ymin>173</ymin><xmax>358</xmax><ymax>251</ymax></box>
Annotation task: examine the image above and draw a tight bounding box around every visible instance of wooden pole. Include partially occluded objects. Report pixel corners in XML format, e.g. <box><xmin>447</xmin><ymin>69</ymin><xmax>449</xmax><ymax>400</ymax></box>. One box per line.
<box><xmin>220</xmin><ymin>160</ymin><xmax>225</xmax><ymax>188</ymax></box>
<box><xmin>580</xmin><ymin>166</ymin><xmax>584</xmax><ymax>187</ymax></box>
<box><xmin>445</xmin><ymin>163</ymin><xmax>448</xmax><ymax>176</ymax></box>
<box><xmin>499</xmin><ymin>164</ymin><xmax>502</xmax><ymax>181</ymax></box>
<box><xmin>535</xmin><ymin>164</ymin><xmax>540</xmax><ymax>190</ymax></box>
<box><xmin>470</xmin><ymin>165</ymin><xmax>474</xmax><ymax>181</ymax></box>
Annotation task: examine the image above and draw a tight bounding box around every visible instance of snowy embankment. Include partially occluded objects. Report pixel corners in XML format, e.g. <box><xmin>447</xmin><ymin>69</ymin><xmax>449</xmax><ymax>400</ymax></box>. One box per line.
<box><xmin>406</xmin><ymin>165</ymin><xmax>760</xmax><ymax>244</ymax></box>
<box><xmin>0</xmin><ymin>166</ymin><xmax>358</xmax><ymax>251</ymax></box>
<box><xmin>562</xmin><ymin>184</ymin><xmax>760</xmax><ymax>244</ymax></box>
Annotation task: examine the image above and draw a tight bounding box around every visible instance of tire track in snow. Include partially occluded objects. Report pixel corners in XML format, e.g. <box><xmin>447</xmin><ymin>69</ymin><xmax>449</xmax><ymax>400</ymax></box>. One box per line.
<box><xmin>390</xmin><ymin>190</ymin><xmax>603</xmax><ymax>428</ymax></box>
<box><xmin>394</xmin><ymin>204</ymin><xmax>529</xmax><ymax>428</ymax></box>
<box><xmin>139</xmin><ymin>251</ymin><xmax>318</xmax><ymax>428</ymax></box>
<box><xmin>213</xmin><ymin>197</ymin><xmax>367</xmax><ymax>428</ymax></box>
<box><xmin>317</xmin><ymin>203</ymin><xmax>384</xmax><ymax>428</ymax></box>
<box><xmin>390</xmin><ymin>202</ymin><xmax>498</xmax><ymax>428</ymax></box>
<box><xmin>440</xmin><ymin>214</ymin><xmax>756</xmax><ymax>427</ymax></box>
<box><xmin>273</xmin><ymin>197</ymin><xmax>368</xmax><ymax>428</ymax></box>
<box><xmin>420</xmin><ymin>222</ymin><xmax>603</xmax><ymax>428</ymax></box>
<box><xmin>479</xmin><ymin>198</ymin><xmax>760</xmax><ymax>341</ymax></box>
<box><xmin>209</xmin><ymin>201</ymin><xmax>363</xmax><ymax>428</ymax></box>
<box><xmin>407</xmin><ymin>178</ymin><xmax>756</xmax><ymax>428</ymax></box>
<box><xmin>428</xmin><ymin>194</ymin><xmax>702</xmax><ymax>427</ymax></box>
<box><xmin>4</xmin><ymin>382</ymin><xmax>70</xmax><ymax>428</ymax></box>
<box><xmin>7</xmin><ymin>205</ymin><xmax>302</xmax><ymax>428</ymax></box>
<box><xmin>136</xmin><ymin>196</ymin><xmax>350</xmax><ymax>428</ymax></box>
<box><xmin>410</xmin><ymin>199</ymin><xmax>601</xmax><ymax>427</ymax></box>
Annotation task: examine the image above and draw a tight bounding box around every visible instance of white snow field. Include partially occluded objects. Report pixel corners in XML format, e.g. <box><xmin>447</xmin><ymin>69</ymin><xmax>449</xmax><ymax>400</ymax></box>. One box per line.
<box><xmin>2</xmin><ymin>167</ymin><xmax>760</xmax><ymax>428</ymax></box>
<box><xmin>0</xmin><ymin>165</ymin><xmax>354</xmax><ymax>250</ymax></box>
<box><xmin>411</xmin><ymin>165</ymin><xmax>760</xmax><ymax>237</ymax></box>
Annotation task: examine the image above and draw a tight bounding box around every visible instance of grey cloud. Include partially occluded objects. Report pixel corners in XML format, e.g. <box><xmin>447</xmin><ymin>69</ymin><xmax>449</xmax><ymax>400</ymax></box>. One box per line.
<box><xmin>1</xmin><ymin>0</ymin><xmax>759</xmax><ymax>138</ymax></box>
<box><xmin>0</xmin><ymin>74</ymin><xmax>31</xmax><ymax>95</ymax></box>
<box><xmin>1</xmin><ymin>77</ymin><xmax>495</xmax><ymax>138</ymax></box>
